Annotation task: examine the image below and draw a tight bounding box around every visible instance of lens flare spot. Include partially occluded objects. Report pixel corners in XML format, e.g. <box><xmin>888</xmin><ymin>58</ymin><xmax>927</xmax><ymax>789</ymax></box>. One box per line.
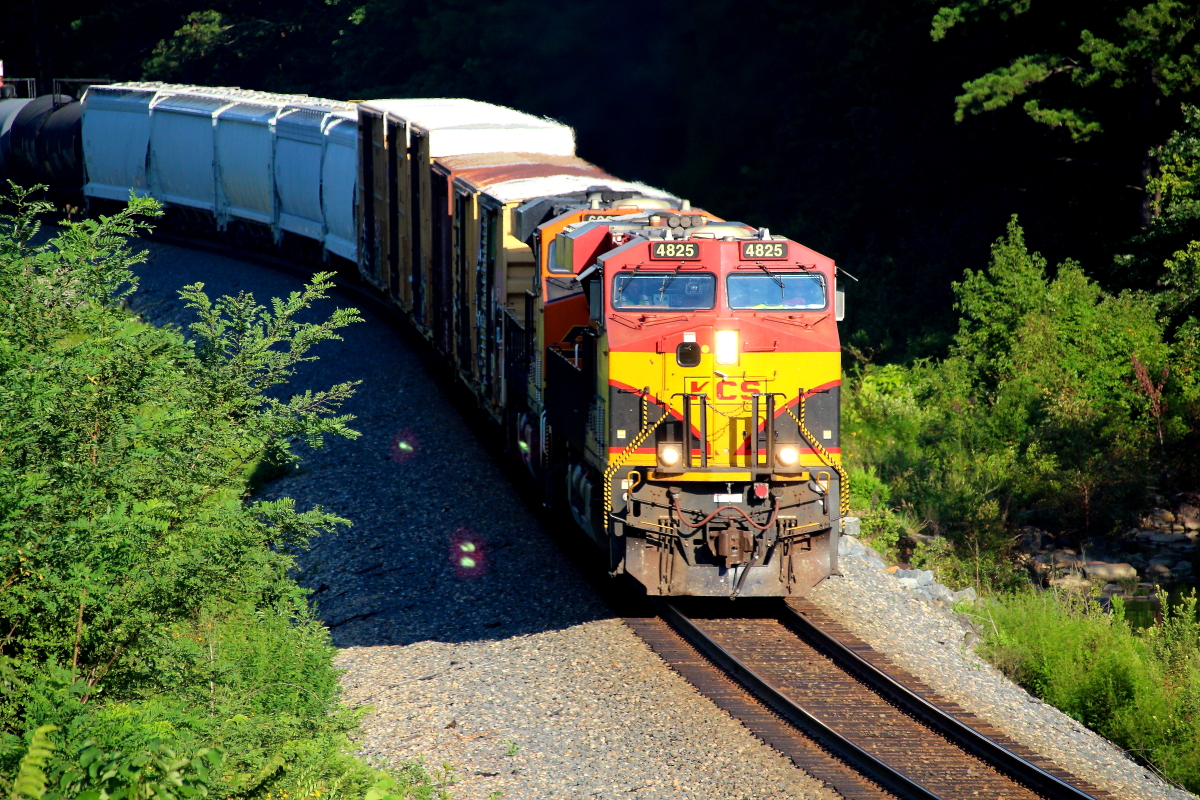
<box><xmin>449</xmin><ymin>526</ymin><xmax>488</xmax><ymax>578</ymax></box>
<box><xmin>389</xmin><ymin>428</ymin><xmax>421</xmax><ymax>464</ymax></box>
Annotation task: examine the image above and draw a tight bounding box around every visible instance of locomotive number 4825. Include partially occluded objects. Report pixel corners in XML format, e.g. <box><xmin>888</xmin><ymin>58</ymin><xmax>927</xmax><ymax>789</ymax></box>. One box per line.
<box><xmin>741</xmin><ymin>241</ymin><xmax>788</xmax><ymax>259</ymax></box>
<box><xmin>650</xmin><ymin>241</ymin><xmax>700</xmax><ymax>259</ymax></box>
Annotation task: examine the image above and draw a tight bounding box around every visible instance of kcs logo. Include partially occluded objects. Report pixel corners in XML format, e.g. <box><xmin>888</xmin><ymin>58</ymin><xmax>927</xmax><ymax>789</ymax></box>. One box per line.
<box><xmin>687</xmin><ymin>378</ymin><xmax>767</xmax><ymax>401</ymax></box>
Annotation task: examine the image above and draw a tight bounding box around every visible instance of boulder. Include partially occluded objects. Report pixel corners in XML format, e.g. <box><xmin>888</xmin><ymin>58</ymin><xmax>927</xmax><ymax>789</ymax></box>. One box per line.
<box><xmin>1137</xmin><ymin>530</ymin><xmax>1158</xmax><ymax>539</ymax></box>
<box><xmin>1082</xmin><ymin>562</ymin><xmax>1138</xmax><ymax>582</ymax></box>
<box><xmin>1185</xmin><ymin>519</ymin><xmax>1200</xmax><ymax>531</ymax></box>
<box><xmin>1150</xmin><ymin>532</ymin><xmax>1188</xmax><ymax>544</ymax></box>
<box><xmin>897</xmin><ymin>577</ymin><xmax>920</xmax><ymax>590</ymax></box>
<box><xmin>1174</xmin><ymin>561</ymin><xmax>1194</xmax><ymax>573</ymax></box>
<box><xmin>952</xmin><ymin>587</ymin><xmax>977</xmax><ymax>605</ymax></box>
<box><xmin>1153</xmin><ymin>509</ymin><xmax>1177</xmax><ymax>523</ymax></box>
<box><xmin>1149</xmin><ymin>554</ymin><xmax>1178</xmax><ymax>567</ymax></box>
<box><xmin>1147</xmin><ymin>563</ymin><xmax>1174</xmax><ymax>578</ymax></box>
<box><xmin>1049</xmin><ymin>574</ymin><xmax>1091</xmax><ymax>591</ymax></box>
<box><xmin>895</xmin><ymin>568</ymin><xmax>935</xmax><ymax>586</ymax></box>
<box><xmin>842</xmin><ymin>516</ymin><xmax>861</xmax><ymax>537</ymax></box>
<box><xmin>1036</xmin><ymin>551</ymin><xmax>1081</xmax><ymax>569</ymax></box>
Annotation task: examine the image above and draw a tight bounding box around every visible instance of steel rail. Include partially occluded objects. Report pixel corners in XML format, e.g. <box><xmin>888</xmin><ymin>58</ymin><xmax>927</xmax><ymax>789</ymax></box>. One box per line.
<box><xmin>779</xmin><ymin>604</ymin><xmax>1099</xmax><ymax>800</ymax></box>
<box><xmin>654</xmin><ymin>599</ymin><xmax>943</xmax><ymax>800</ymax></box>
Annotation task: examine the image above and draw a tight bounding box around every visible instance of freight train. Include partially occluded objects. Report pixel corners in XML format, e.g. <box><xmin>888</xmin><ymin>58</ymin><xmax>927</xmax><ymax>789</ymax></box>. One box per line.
<box><xmin>0</xmin><ymin>82</ymin><xmax>848</xmax><ymax>597</ymax></box>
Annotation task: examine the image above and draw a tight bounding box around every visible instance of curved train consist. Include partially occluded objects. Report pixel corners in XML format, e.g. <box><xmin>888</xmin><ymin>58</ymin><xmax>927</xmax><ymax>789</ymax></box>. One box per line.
<box><xmin>0</xmin><ymin>83</ymin><xmax>848</xmax><ymax>597</ymax></box>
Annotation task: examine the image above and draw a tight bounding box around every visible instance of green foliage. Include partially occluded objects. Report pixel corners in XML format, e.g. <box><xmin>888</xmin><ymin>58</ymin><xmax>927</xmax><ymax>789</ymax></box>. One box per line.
<box><xmin>5</xmin><ymin>725</ymin><xmax>56</xmax><ymax>800</ymax></box>
<box><xmin>933</xmin><ymin>0</ymin><xmax>1200</xmax><ymax>142</ymax></box>
<box><xmin>845</xmin><ymin>215</ymin><xmax>1185</xmax><ymax>589</ymax></box>
<box><xmin>0</xmin><ymin>184</ymin><xmax>435</xmax><ymax>799</ymax></box>
<box><xmin>980</xmin><ymin>590</ymin><xmax>1200</xmax><ymax>790</ymax></box>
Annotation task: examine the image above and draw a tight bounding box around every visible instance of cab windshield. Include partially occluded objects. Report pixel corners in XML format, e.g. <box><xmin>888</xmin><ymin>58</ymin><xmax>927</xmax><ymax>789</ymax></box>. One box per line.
<box><xmin>726</xmin><ymin>273</ymin><xmax>826</xmax><ymax>310</ymax></box>
<box><xmin>612</xmin><ymin>272</ymin><xmax>716</xmax><ymax>310</ymax></box>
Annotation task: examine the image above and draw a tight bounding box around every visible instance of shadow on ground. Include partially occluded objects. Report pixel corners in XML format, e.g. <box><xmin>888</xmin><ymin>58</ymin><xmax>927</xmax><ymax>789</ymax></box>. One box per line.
<box><xmin>128</xmin><ymin>237</ymin><xmax>613</xmax><ymax>648</ymax></box>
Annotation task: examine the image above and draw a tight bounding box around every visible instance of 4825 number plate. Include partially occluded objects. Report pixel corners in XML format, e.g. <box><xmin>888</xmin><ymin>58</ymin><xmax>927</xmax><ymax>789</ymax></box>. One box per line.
<box><xmin>741</xmin><ymin>241</ymin><xmax>788</xmax><ymax>260</ymax></box>
<box><xmin>650</xmin><ymin>241</ymin><xmax>700</xmax><ymax>259</ymax></box>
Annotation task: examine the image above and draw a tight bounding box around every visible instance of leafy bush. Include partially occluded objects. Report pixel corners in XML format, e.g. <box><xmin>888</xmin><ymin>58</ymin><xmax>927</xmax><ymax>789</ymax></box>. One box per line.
<box><xmin>0</xmin><ymin>184</ymin><xmax>443</xmax><ymax>799</ymax></box>
<box><xmin>980</xmin><ymin>590</ymin><xmax>1200</xmax><ymax>791</ymax></box>
<box><xmin>842</xmin><ymin>215</ymin><xmax>1188</xmax><ymax>590</ymax></box>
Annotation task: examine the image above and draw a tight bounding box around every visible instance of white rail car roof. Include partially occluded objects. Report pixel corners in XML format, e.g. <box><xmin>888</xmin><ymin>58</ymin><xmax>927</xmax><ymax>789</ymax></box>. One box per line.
<box><xmin>475</xmin><ymin>173</ymin><xmax>678</xmax><ymax>206</ymax></box>
<box><xmin>358</xmin><ymin>98</ymin><xmax>575</xmax><ymax>158</ymax></box>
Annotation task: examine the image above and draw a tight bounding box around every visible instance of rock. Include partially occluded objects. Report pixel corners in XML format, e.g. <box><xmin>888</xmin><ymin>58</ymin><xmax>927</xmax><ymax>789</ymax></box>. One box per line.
<box><xmin>1174</xmin><ymin>561</ymin><xmax>1193</xmax><ymax>573</ymax></box>
<box><xmin>1082</xmin><ymin>562</ymin><xmax>1137</xmax><ymax>582</ymax></box>
<box><xmin>1173</xmin><ymin>524</ymin><xmax>1187</xmax><ymax>533</ymax></box>
<box><xmin>1185</xmin><ymin>519</ymin><xmax>1200</xmax><ymax>531</ymax></box>
<box><xmin>1035</xmin><ymin>551</ymin><xmax>1080</xmax><ymax>569</ymax></box>
<box><xmin>1149</xmin><ymin>554</ymin><xmax>1177</xmax><ymax>567</ymax></box>
<box><xmin>1149</xmin><ymin>532</ymin><xmax>1188</xmax><ymax>544</ymax></box>
<box><xmin>1136</xmin><ymin>529</ymin><xmax>1158</xmax><ymax>539</ymax></box>
<box><xmin>1181</xmin><ymin>503</ymin><xmax>1200</xmax><ymax>519</ymax></box>
<box><xmin>1152</xmin><ymin>509</ymin><xmax>1177</xmax><ymax>523</ymax></box>
<box><xmin>897</xmin><ymin>577</ymin><xmax>920</xmax><ymax>590</ymax></box>
<box><xmin>1147</xmin><ymin>563</ymin><xmax>1174</xmax><ymax>579</ymax></box>
<box><xmin>951</xmin><ymin>587</ymin><xmax>977</xmax><ymax>605</ymax></box>
<box><xmin>894</xmin><ymin>568</ymin><xmax>935</xmax><ymax>586</ymax></box>
<box><xmin>838</xmin><ymin>535</ymin><xmax>861</xmax><ymax>557</ymax></box>
<box><xmin>1049</xmin><ymin>574</ymin><xmax>1091</xmax><ymax>591</ymax></box>
<box><xmin>864</xmin><ymin>555</ymin><xmax>887</xmax><ymax>570</ymax></box>
<box><xmin>841</xmin><ymin>516</ymin><xmax>861</xmax><ymax>537</ymax></box>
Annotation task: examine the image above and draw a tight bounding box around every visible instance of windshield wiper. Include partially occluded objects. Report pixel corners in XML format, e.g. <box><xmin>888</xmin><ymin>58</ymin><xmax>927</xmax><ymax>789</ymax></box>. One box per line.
<box><xmin>658</xmin><ymin>264</ymin><xmax>684</xmax><ymax>295</ymax></box>
<box><xmin>757</xmin><ymin>263</ymin><xmax>784</xmax><ymax>294</ymax></box>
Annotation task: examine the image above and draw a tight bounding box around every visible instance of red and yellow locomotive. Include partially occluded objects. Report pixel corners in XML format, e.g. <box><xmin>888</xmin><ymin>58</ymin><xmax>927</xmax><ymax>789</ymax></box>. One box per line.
<box><xmin>537</xmin><ymin>212</ymin><xmax>846</xmax><ymax>596</ymax></box>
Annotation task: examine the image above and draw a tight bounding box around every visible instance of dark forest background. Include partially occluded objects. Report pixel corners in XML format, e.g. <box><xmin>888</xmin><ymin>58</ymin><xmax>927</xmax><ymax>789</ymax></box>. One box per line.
<box><xmin>3</xmin><ymin>0</ymin><xmax>1184</xmax><ymax>361</ymax></box>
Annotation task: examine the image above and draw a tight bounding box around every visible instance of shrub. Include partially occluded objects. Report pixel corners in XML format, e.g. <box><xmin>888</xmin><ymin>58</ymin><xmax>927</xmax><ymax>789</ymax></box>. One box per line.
<box><xmin>0</xmin><ymin>184</ymin><xmax>441</xmax><ymax>799</ymax></box>
<box><xmin>979</xmin><ymin>590</ymin><xmax>1200</xmax><ymax>791</ymax></box>
<box><xmin>843</xmin><ymin>216</ymin><xmax>1182</xmax><ymax>590</ymax></box>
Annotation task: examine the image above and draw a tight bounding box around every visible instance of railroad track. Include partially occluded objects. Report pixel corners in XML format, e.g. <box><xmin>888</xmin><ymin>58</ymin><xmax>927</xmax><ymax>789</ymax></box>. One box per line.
<box><xmin>625</xmin><ymin>598</ymin><xmax>1111</xmax><ymax>800</ymax></box>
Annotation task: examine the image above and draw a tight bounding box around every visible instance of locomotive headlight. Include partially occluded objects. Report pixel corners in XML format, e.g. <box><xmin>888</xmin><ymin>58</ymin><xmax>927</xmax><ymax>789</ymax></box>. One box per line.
<box><xmin>658</xmin><ymin>443</ymin><xmax>683</xmax><ymax>467</ymax></box>
<box><xmin>715</xmin><ymin>330</ymin><xmax>739</xmax><ymax>365</ymax></box>
<box><xmin>777</xmin><ymin>446</ymin><xmax>800</xmax><ymax>467</ymax></box>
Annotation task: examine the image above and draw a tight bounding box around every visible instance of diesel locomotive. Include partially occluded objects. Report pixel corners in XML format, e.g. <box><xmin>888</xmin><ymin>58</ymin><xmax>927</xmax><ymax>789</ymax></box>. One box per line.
<box><xmin>0</xmin><ymin>82</ymin><xmax>848</xmax><ymax>597</ymax></box>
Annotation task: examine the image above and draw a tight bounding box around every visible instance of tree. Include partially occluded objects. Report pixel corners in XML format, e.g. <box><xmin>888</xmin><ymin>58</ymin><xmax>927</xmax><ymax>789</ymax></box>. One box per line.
<box><xmin>932</xmin><ymin>0</ymin><xmax>1200</xmax><ymax>225</ymax></box>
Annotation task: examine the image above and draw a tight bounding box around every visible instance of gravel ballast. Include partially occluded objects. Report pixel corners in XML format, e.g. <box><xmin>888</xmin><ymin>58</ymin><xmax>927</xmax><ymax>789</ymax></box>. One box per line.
<box><xmin>124</xmin><ymin>235</ymin><xmax>1196</xmax><ymax>800</ymax></box>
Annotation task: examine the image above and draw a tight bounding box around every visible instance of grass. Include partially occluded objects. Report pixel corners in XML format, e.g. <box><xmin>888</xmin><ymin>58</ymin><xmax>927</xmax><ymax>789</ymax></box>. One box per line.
<box><xmin>978</xmin><ymin>589</ymin><xmax>1200</xmax><ymax>791</ymax></box>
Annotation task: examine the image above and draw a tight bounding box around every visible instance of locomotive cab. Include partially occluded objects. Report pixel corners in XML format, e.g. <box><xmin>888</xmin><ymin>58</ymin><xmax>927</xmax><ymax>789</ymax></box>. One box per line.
<box><xmin>550</xmin><ymin>216</ymin><xmax>846</xmax><ymax>597</ymax></box>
